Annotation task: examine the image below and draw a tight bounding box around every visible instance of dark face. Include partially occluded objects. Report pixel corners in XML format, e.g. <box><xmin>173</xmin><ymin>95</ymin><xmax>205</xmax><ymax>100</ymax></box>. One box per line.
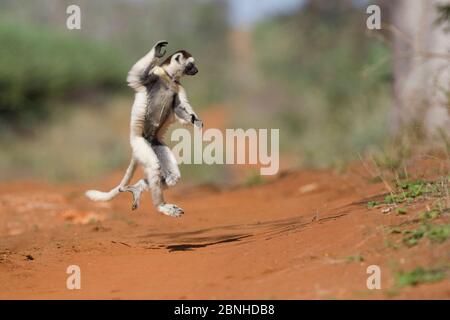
<box><xmin>184</xmin><ymin>62</ymin><xmax>198</xmax><ymax>76</ymax></box>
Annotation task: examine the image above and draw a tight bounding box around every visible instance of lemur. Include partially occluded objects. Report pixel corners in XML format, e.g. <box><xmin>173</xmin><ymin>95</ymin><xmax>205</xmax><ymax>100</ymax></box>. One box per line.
<box><xmin>86</xmin><ymin>40</ymin><xmax>202</xmax><ymax>217</ymax></box>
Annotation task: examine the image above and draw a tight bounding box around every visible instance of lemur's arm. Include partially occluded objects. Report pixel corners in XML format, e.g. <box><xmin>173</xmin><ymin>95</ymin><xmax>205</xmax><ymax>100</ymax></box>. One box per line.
<box><xmin>127</xmin><ymin>40</ymin><xmax>168</xmax><ymax>90</ymax></box>
<box><xmin>174</xmin><ymin>85</ymin><xmax>203</xmax><ymax>128</ymax></box>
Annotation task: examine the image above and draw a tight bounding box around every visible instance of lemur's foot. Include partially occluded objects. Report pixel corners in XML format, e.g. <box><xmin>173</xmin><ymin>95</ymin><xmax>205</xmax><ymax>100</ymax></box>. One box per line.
<box><xmin>163</xmin><ymin>173</ymin><xmax>180</xmax><ymax>187</ymax></box>
<box><xmin>119</xmin><ymin>179</ymin><xmax>147</xmax><ymax>211</ymax></box>
<box><xmin>157</xmin><ymin>203</ymin><xmax>184</xmax><ymax>218</ymax></box>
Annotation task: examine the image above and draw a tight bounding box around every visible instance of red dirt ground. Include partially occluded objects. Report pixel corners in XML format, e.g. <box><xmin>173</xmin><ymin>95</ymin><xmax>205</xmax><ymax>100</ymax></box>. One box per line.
<box><xmin>0</xmin><ymin>159</ymin><xmax>449</xmax><ymax>299</ymax></box>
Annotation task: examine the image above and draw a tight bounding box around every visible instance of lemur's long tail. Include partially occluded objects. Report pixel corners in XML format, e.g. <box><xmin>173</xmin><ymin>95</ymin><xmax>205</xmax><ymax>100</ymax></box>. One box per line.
<box><xmin>85</xmin><ymin>158</ymin><xmax>137</xmax><ymax>202</ymax></box>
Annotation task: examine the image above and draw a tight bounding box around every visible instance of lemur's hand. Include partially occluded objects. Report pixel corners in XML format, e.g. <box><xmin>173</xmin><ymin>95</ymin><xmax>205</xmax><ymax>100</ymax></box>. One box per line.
<box><xmin>191</xmin><ymin>114</ymin><xmax>203</xmax><ymax>129</ymax></box>
<box><xmin>154</xmin><ymin>40</ymin><xmax>168</xmax><ymax>58</ymax></box>
<box><xmin>194</xmin><ymin>119</ymin><xmax>203</xmax><ymax>129</ymax></box>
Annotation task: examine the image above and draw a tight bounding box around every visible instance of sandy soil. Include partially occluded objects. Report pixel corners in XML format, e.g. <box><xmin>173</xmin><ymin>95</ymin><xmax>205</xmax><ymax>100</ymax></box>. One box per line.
<box><xmin>0</xmin><ymin>159</ymin><xmax>449</xmax><ymax>300</ymax></box>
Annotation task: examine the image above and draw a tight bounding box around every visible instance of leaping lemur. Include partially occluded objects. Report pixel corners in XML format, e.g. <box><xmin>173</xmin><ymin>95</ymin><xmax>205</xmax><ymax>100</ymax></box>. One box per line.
<box><xmin>86</xmin><ymin>40</ymin><xmax>202</xmax><ymax>217</ymax></box>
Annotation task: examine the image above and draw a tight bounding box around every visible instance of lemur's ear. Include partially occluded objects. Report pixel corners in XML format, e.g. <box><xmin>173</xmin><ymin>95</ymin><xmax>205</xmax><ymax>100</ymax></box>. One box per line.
<box><xmin>173</xmin><ymin>53</ymin><xmax>182</xmax><ymax>63</ymax></box>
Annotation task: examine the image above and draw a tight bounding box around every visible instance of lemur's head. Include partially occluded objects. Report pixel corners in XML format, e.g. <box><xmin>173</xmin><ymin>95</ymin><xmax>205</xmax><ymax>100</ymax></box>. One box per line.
<box><xmin>161</xmin><ymin>50</ymin><xmax>198</xmax><ymax>79</ymax></box>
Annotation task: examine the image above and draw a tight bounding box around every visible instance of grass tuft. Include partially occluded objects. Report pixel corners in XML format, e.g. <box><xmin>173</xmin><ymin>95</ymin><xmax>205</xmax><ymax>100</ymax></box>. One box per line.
<box><xmin>346</xmin><ymin>254</ymin><xmax>364</xmax><ymax>263</ymax></box>
<box><xmin>395</xmin><ymin>267</ymin><xmax>446</xmax><ymax>287</ymax></box>
<box><xmin>401</xmin><ymin>224</ymin><xmax>450</xmax><ymax>247</ymax></box>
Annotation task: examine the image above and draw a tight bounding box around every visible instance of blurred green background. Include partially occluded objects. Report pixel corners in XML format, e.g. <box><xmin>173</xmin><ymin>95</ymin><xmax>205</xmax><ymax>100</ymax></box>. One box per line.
<box><xmin>0</xmin><ymin>0</ymin><xmax>393</xmax><ymax>184</ymax></box>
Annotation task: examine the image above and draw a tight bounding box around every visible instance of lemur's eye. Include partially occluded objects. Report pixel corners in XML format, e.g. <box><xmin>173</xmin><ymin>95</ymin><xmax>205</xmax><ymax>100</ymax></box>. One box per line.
<box><xmin>186</xmin><ymin>62</ymin><xmax>193</xmax><ymax>70</ymax></box>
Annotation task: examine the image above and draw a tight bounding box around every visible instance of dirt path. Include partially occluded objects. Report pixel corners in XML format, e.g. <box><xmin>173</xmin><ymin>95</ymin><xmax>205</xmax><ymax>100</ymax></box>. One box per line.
<box><xmin>0</xmin><ymin>161</ymin><xmax>449</xmax><ymax>299</ymax></box>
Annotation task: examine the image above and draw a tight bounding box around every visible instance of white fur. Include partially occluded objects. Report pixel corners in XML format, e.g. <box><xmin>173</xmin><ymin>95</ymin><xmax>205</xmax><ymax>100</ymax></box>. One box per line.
<box><xmin>157</xmin><ymin>203</ymin><xmax>184</xmax><ymax>217</ymax></box>
<box><xmin>126</xmin><ymin>44</ymin><xmax>162</xmax><ymax>90</ymax></box>
<box><xmin>85</xmin><ymin>158</ymin><xmax>136</xmax><ymax>201</ymax></box>
<box><xmin>85</xmin><ymin>188</ymin><xmax>120</xmax><ymax>201</ymax></box>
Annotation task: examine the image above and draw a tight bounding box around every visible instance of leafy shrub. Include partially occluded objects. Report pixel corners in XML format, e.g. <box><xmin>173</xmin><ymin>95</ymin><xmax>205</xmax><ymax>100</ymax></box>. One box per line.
<box><xmin>0</xmin><ymin>21</ymin><xmax>127</xmax><ymax>125</ymax></box>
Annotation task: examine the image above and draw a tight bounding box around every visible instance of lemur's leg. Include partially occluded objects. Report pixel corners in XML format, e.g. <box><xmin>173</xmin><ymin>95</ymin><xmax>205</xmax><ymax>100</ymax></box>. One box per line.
<box><xmin>121</xmin><ymin>142</ymin><xmax>181</xmax><ymax>211</ymax></box>
<box><xmin>120</xmin><ymin>179</ymin><xmax>148</xmax><ymax>210</ymax></box>
<box><xmin>130</xmin><ymin>137</ymin><xmax>183</xmax><ymax>217</ymax></box>
<box><xmin>152</xmin><ymin>141</ymin><xmax>181</xmax><ymax>188</ymax></box>
<box><xmin>151</xmin><ymin>141</ymin><xmax>184</xmax><ymax>217</ymax></box>
<box><xmin>131</xmin><ymin>137</ymin><xmax>164</xmax><ymax>206</ymax></box>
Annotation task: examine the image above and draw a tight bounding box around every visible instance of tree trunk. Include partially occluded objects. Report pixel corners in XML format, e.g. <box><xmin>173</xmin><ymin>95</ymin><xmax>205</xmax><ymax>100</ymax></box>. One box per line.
<box><xmin>390</xmin><ymin>0</ymin><xmax>450</xmax><ymax>138</ymax></box>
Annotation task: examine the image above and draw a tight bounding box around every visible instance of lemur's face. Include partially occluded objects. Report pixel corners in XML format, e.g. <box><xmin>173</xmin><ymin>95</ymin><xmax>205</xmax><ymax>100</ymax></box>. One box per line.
<box><xmin>165</xmin><ymin>51</ymin><xmax>198</xmax><ymax>77</ymax></box>
<box><xmin>184</xmin><ymin>57</ymin><xmax>198</xmax><ymax>76</ymax></box>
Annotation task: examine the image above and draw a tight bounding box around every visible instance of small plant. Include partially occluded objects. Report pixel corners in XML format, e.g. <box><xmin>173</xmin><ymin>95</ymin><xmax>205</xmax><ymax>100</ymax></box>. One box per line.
<box><xmin>244</xmin><ymin>173</ymin><xmax>264</xmax><ymax>187</ymax></box>
<box><xmin>425</xmin><ymin>224</ymin><xmax>450</xmax><ymax>243</ymax></box>
<box><xmin>384</xmin><ymin>239</ymin><xmax>399</xmax><ymax>250</ymax></box>
<box><xmin>397</xmin><ymin>180</ymin><xmax>427</xmax><ymax>195</ymax></box>
<box><xmin>367</xmin><ymin>200</ymin><xmax>382</xmax><ymax>208</ymax></box>
<box><xmin>419</xmin><ymin>209</ymin><xmax>441</xmax><ymax>221</ymax></box>
<box><xmin>401</xmin><ymin>224</ymin><xmax>450</xmax><ymax>247</ymax></box>
<box><xmin>367</xmin><ymin>178</ymin><xmax>449</xmax><ymax>209</ymax></box>
<box><xmin>395</xmin><ymin>267</ymin><xmax>446</xmax><ymax>287</ymax></box>
<box><xmin>402</xmin><ymin>226</ymin><xmax>426</xmax><ymax>247</ymax></box>
<box><xmin>396</xmin><ymin>207</ymin><xmax>407</xmax><ymax>215</ymax></box>
<box><xmin>0</xmin><ymin>20</ymin><xmax>127</xmax><ymax>125</ymax></box>
<box><xmin>384</xmin><ymin>180</ymin><xmax>427</xmax><ymax>204</ymax></box>
<box><xmin>388</xmin><ymin>228</ymin><xmax>402</xmax><ymax>234</ymax></box>
<box><xmin>346</xmin><ymin>254</ymin><xmax>364</xmax><ymax>262</ymax></box>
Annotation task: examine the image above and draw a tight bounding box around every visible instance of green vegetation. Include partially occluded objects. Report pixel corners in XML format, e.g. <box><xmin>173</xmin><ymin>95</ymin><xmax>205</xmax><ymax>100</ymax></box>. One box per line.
<box><xmin>401</xmin><ymin>226</ymin><xmax>427</xmax><ymax>247</ymax></box>
<box><xmin>0</xmin><ymin>1</ymin><xmax>231</xmax><ymax>182</ymax></box>
<box><xmin>252</xmin><ymin>3</ymin><xmax>391</xmax><ymax>167</ymax></box>
<box><xmin>387</xmin><ymin>181</ymin><xmax>427</xmax><ymax>202</ymax></box>
<box><xmin>244</xmin><ymin>172</ymin><xmax>265</xmax><ymax>187</ymax></box>
<box><xmin>425</xmin><ymin>224</ymin><xmax>450</xmax><ymax>243</ymax></box>
<box><xmin>367</xmin><ymin>201</ymin><xmax>380</xmax><ymax>209</ymax></box>
<box><xmin>346</xmin><ymin>254</ymin><xmax>364</xmax><ymax>263</ymax></box>
<box><xmin>395</xmin><ymin>267</ymin><xmax>446</xmax><ymax>287</ymax></box>
<box><xmin>380</xmin><ymin>200</ymin><xmax>449</xmax><ymax>247</ymax></box>
<box><xmin>0</xmin><ymin>1</ymin><xmax>447</xmax><ymax>185</ymax></box>
<box><xmin>419</xmin><ymin>209</ymin><xmax>441</xmax><ymax>221</ymax></box>
<box><xmin>0</xmin><ymin>96</ymin><xmax>130</xmax><ymax>181</ymax></box>
<box><xmin>0</xmin><ymin>20</ymin><xmax>127</xmax><ymax>126</ymax></box>
<box><xmin>367</xmin><ymin>179</ymin><xmax>449</xmax><ymax>209</ymax></box>
<box><xmin>386</xmin><ymin>214</ymin><xmax>450</xmax><ymax>247</ymax></box>
<box><xmin>374</xmin><ymin>177</ymin><xmax>450</xmax><ymax>250</ymax></box>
